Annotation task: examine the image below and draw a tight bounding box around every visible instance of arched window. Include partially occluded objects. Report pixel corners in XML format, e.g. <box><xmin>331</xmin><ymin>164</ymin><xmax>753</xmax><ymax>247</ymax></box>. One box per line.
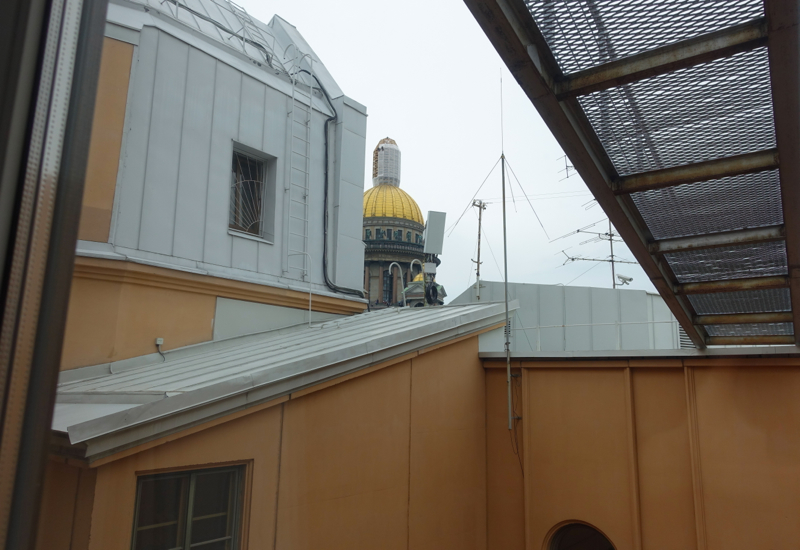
<box><xmin>550</xmin><ymin>524</ymin><xmax>614</xmax><ymax>550</ymax></box>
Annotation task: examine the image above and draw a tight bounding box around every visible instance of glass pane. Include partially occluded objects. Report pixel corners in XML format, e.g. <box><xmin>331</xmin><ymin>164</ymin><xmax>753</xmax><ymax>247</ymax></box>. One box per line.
<box><xmin>135</xmin><ymin>475</ymin><xmax>189</xmax><ymax>550</ymax></box>
<box><xmin>190</xmin><ymin>471</ymin><xmax>235</xmax><ymax>545</ymax></box>
<box><xmin>135</xmin><ymin>524</ymin><xmax>181</xmax><ymax>550</ymax></box>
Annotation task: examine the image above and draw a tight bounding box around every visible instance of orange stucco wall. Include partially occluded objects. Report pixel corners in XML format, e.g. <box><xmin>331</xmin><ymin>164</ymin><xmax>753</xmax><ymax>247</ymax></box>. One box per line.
<box><xmin>61</xmin><ymin>257</ymin><xmax>366</xmax><ymax>370</ymax></box>
<box><xmin>485</xmin><ymin>366</ymin><xmax>525</xmax><ymax>550</ymax></box>
<box><xmin>79</xmin><ymin>37</ymin><xmax>132</xmax><ymax>243</ymax></box>
<box><xmin>61</xmin><ymin>274</ymin><xmax>216</xmax><ymax>369</ymax></box>
<box><xmin>80</xmin><ymin>336</ymin><xmax>487</xmax><ymax>550</ymax></box>
<box><xmin>500</xmin><ymin>359</ymin><xmax>800</xmax><ymax>550</ymax></box>
<box><xmin>45</xmin><ymin>348</ymin><xmax>800</xmax><ymax>550</ymax></box>
<box><xmin>36</xmin><ymin>459</ymin><xmax>96</xmax><ymax>550</ymax></box>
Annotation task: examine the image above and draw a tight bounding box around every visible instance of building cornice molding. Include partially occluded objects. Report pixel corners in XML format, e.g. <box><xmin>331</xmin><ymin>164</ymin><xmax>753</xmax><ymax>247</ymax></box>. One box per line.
<box><xmin>73</xmin><ymin>256</ymin><xmax>366</xmax><ymax>315</ymax></box>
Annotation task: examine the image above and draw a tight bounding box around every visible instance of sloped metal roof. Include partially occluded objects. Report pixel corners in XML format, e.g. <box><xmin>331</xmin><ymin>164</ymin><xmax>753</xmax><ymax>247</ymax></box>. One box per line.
<box><xmin>465</xmin><ymin>0</ymin><xmax>800</xmax><ymax>348</ymax></box>
<box><xmin>108</xmin><ymin>0</ymin><xmax>343</xmax><ymax>98</ymax></box>
<box><xmin>55</xmin><ymin>302</ymin><xmax>513</xmax><ymax>460</ymax></box>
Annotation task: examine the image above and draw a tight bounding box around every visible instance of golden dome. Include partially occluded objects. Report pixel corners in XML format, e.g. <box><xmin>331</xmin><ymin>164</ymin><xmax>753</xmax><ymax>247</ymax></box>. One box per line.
<box><xmin>363</xmin><ymin>184</ymin><xmax>424</xmax><ymax>225</ymax></box>
<box><xmin>413</xmin><ymin>273</ymin><xmax>424</xmax><ymax>282</ymax></box>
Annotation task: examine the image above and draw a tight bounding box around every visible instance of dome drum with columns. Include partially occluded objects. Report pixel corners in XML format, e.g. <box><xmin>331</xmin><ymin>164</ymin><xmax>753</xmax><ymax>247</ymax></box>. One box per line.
<box><xmin>363</xmin><ymin>138</ymin><xmax>441</xmax><ymax>306</ymax></box>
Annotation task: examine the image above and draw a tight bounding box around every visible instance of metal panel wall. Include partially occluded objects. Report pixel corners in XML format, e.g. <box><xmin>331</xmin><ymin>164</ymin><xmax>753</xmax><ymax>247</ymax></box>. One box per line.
<box><xmin>331</xmin><ymin>97</ymin><xmax>367</xmax><ymax>291</ymax></box>
<box><xmin>110</xmin><ymin>27</ymin><xmax>363</xmax><ymax>292</ymax></box>
<box><xmin>172</xmin><ymin>48</ymin><xmax>215</xmax><ymax>262</ymax></box>
<box><xmin>451</xmin><ymin>281</ymin><xmax>681</xmax><ymax>352</ymax></box>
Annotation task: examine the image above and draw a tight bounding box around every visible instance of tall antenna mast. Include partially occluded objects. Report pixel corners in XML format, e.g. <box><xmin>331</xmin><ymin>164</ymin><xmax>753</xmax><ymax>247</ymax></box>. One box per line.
<box><xmin>609</xmin><ymin>220</ymin><xmax>616</xmax><ymax>289</ymax></box>
<box><xmin>472</xmin><ymin>200</ymin><xmax>486</xmax><ymax>300</ymax></box>
<box><xmin>499</xmin><ymin>73</ymin><xmax>513</xmax><ymax>431</ymax></box>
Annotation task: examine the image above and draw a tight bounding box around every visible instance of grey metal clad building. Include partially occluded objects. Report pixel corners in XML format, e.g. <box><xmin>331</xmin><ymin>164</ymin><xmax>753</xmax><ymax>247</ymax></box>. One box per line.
<box><xmin>88</xmin><ymin>0</ymin><xmax>367</xmax><ymax>300</ymax></box>
<box><xmin>450</xmin><ymin>281</ymin><xmax>685</xmax><ymax>353</ymax></box>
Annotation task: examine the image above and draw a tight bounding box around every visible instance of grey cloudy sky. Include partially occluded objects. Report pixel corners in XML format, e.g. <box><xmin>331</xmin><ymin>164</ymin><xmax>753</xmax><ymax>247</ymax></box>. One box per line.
<box><xmin>239</xmin><ymin>0</ymin><xmax>657</xmax><ymax>299</ymax></box>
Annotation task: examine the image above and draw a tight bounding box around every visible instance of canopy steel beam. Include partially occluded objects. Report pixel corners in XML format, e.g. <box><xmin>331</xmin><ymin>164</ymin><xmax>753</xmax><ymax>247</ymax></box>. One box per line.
<box><xmin>555</xmin><ymin>19</ymin><xmax>767</xmax><ymax>99</ymax></box>
<box><xmin>767</xmin><ymin>0</ymin><xmax>800</xmax><ymax>345</ymax></box>
<box><xmin>676</xmin><ymin>276</ymin><xmax>790</xmax><ymax>295</ymax></box>
<box><xmin>464</xmin><ymin>0</ymin><xmax>707</xmax><ymax>348</ymax></box>
<box><xmin>694</xmin><ymin>312</ymin><xmax>793</xmax><ymax>325</ymax></box>
<box><xmin>707</xmin><ymin>335</ymin><xmax>795</xmax><ymax>346</ymax></box>
<box><xmin>650</xmin><ymin>225</ymin><xmax>784</xmax><ymax>254</ymax></box>
<box><xmin>614</xmin><ymin>149</ymin><xmax>779</xmax><ymax>195</ymax></box>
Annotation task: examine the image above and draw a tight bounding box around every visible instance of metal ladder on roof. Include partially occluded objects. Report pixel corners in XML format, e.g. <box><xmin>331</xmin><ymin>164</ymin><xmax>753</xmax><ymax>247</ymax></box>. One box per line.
<box><xmin>285</xmin><ymin>60</ymin><xmax>313</xmax><ymax>280</ymax></box>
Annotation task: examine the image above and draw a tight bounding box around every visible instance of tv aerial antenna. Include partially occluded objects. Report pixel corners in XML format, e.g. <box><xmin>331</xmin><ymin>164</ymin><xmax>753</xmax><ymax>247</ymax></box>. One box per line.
<box><xmin>552</xmin><ymin>219</ymin><xmax>637</xmax><ymax>289</ymax></box>
<box><xmin>557</xmin><ymin>155</ymin><xmax>576</xmax><ymax>181</ymax></box>
<box><xmin>471</xmin><ymin>200</ymin><xmax>487</xmax><ymax>300</ymax></box>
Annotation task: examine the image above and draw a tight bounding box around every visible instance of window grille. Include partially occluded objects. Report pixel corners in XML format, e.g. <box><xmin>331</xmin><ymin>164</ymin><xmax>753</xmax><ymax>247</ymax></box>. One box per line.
<box><xmin>131</xmin><ymin>466</ymin><xmax>244</xmax><ymax>550</ymax></box>
<box><xmin>406</xmin><ymin>231</ymin><xmax>411</xmax><ymax>242</ymax></box>
<box><xmin>230</xmin><ymin>151</ymin><xmax>265</xmax><ymax>236</ymax></box>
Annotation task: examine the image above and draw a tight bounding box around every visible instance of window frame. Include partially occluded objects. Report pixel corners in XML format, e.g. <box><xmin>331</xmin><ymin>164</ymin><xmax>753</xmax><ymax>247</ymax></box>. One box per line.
<box><xmin>130</xmin><ymin>465</ymin><xmax>246</xmax><ymax>550</ymax></box>
<box><xmin>228</xmin><ymin>143</ymin><xmax>277</xmax><ymax>244</ymax></box>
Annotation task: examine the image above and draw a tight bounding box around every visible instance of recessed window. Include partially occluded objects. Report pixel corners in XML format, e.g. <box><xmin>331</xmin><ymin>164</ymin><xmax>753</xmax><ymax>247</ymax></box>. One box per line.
<box><xmin>230</xmin><ymin>152</ymin><xmax>264</xmax><ymax>236</ymax></box>
<box><xmin>131</xmin><ymin>466</ymin><xmax>244</xmax><ymax>550</ymax></box>
<box><xmin>229</xmin><ymin>147</ymin><xmax>276</xmax><ymax>242</ymax></box>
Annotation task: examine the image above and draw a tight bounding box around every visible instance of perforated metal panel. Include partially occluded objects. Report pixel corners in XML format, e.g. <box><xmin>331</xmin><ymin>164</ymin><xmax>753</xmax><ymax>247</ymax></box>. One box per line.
<box><xmin>632</xmin><ymin>170</ymin><xmax>783</xmax><ymax>240</ymax></box>
<box><xmin>579</xmin><ymin>48</ymin><xmax>774</xmax><ymax>175</ymax></box>
<box><xmin>665</xmin><ymin>241</ymin><xmax>787</xmax><ymax>283</ymax></box>
<box><xmin>688</xmin><ymin>288</ymin><xmax>791</xmax><ymax>315</ymax></box>
<box><xmin>515</xmin><ymin>0</ymin><xmax>793</xmax><ymax>342</ymax></box>
<box><xmin>705</xmin><ymin>322</ymin><xmax>794</xmax><ymax>337</ymax></box>
<box><xmin>526</xmin><ymin>0</ymin><xmax>764</xmax><ymax>74</ymax></box>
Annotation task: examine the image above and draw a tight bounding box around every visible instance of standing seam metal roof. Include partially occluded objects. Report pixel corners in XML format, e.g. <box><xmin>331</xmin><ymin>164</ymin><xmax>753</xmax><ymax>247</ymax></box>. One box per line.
<box><xmin>55</xmin><ymin>301</ymin><xmax>514</xmax><ymax>459</ymax></box>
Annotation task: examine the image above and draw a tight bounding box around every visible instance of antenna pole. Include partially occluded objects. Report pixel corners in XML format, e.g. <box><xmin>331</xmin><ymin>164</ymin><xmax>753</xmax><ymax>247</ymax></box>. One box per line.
<box><xmin>502</xmin><ymin>155</ymin><xmax>512</xmax><ymax>431</ymax></box>
<box><xmin>472</xmin><ymin>200</ymin><xmax>486</xmax><ymax>300</ymax></box>
<box><xmin>610</xmin><ymin>220</ymin><xmax>616</xmax><ymax>289</ymax></box>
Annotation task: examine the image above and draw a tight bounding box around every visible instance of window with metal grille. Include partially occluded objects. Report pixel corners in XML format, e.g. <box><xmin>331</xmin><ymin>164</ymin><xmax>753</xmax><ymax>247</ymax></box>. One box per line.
<box><xmin>131</xmin><ymin>466</ymin><xmax>244</xmax><ymax>550</ymax></box>
<box><xmin>230</xmin><ymin>151</ymin><xmax>267</xmax><ymax>238</ymax></box>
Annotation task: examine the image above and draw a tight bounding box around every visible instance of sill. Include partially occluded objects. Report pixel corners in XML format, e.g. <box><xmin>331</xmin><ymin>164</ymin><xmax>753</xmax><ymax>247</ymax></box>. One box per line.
<box><xmin>228</xmin><ymin>229</ymin><xmax>274</xmax><ymax>245</ymax></box>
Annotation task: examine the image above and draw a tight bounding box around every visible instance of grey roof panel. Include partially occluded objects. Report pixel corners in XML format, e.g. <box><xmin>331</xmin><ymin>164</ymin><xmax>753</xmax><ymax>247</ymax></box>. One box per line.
<box><xmin>55</xmin><ymin>302</ymin><xmax>513</xmax><ymax>459</ymax></box>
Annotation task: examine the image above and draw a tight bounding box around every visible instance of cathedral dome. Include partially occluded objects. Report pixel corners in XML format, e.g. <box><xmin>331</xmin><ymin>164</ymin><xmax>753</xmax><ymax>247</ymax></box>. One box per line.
<box><xmin>363</xmin><ymin>184</ymin><xmax>424</xmax><ymax>225</ymax></box>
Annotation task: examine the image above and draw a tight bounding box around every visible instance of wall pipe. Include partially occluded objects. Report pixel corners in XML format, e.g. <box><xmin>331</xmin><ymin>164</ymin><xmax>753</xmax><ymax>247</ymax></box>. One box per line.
<box><xmin>388</xmin><ymin>262</ymin><xmax>406</xmax><ymax>307</ymax></box>
<box><xmin>297</xmin><ymin>68</ymin><xmax>364</xmax><ymax>299</ymax></box>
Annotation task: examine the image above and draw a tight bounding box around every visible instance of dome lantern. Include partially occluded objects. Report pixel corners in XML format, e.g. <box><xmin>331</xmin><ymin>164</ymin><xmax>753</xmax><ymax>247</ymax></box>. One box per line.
<box><xmin>372</xmin><ymin>137</ymin><xmax>401</xmax><ymax>187</ymax></box>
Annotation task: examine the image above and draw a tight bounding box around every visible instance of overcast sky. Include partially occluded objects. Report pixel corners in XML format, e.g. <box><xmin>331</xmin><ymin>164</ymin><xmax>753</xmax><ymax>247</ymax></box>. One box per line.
<box><xmin>239</xmin><ymin>0</ymin><xmax>657</xmax><ymax>300</ymax></box>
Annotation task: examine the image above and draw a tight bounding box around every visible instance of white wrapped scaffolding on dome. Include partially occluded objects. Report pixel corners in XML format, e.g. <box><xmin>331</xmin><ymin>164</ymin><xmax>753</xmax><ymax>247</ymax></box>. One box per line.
<box><xmin>372</xmin><ymin>138</ymin><xmax>401</xmax><ymax>187</ymax></box>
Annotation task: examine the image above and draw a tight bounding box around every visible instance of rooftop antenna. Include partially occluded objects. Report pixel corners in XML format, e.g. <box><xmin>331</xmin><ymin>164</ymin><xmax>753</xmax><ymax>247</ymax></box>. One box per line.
<box><xmin>500</xmin><ymin>72</ymin><xmax>514</xmax><ymax>432</ymax></box>
<box><xmin>553</xmin><ymin>219</ymin><xmax>637</xmax><ymax>288</ymax></box>
<box><xmin>557</xmin><ymin>154</ymin><xmax>575</xmax><ymax>181</ymax></box>
<box><xmin>472</xmin><ymin>200</ymin><xmax>487</xmax><ymax>300</ymax></box>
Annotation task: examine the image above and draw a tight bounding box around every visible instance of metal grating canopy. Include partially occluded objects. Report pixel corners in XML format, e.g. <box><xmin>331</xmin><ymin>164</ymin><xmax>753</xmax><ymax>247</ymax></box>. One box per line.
<box><xmin>665</xmin><ymin>242</ymin><xmax>788</xmax><ymax>283</ymax></box>
<box><xmin>526</xmin><ymin>0</ymin><xmax>764</xmax><ymax>74</ymax></box>
<box><xmin>704</xmin><ymin>322</ymin><xmax>794</xmax><ymax>337</ymax></box>
<box><xmin>467</xmin><ymin>0</ymin><xmax>800</xmax><ymax>348</ymax></box>
<box><xmin>579</xmin><ymin>48</ymin><xmax>775</xmax><ymax>175</ymax></box>
<box><xmin>632</xmin><ymin>170</ymin><xmax>783</xmax><ymax>240</ymax></box>
<box><xmin>689</xmin><ymin>288</ymin><xmax>792</xmax><ymax>315</ymax></box>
